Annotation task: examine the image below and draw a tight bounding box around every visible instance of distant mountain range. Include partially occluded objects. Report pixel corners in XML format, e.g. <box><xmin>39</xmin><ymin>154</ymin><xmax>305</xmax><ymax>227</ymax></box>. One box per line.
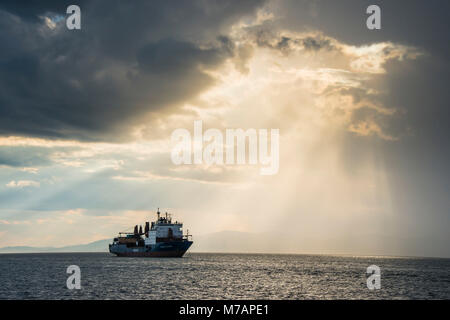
<box><xmin>0</xmin><ymin>239</ymin><xmax>111</xmax><ymax>253</ymax></box>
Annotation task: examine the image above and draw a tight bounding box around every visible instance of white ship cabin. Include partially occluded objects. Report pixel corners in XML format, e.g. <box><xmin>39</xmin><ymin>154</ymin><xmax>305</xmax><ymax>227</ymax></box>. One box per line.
<box><xmin>145</xmin><ymin>210</ymin><xmax>184</xmax><ymax>245</ymax></box>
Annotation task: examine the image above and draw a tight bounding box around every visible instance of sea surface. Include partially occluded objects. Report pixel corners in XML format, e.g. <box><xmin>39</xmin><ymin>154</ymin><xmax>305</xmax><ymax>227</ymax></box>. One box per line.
<box><xmin>0</xmin><ymin>252</ymin><xmax>449</xmax><ymax>299</ymax></box>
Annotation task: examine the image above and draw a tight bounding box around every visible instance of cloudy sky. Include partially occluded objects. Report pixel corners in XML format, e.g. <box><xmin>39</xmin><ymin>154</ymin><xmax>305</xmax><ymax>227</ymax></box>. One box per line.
<box><xmin>0</xmin><ymin>0</ymin><xmax>449</xmax><ymax>257</ymax></box>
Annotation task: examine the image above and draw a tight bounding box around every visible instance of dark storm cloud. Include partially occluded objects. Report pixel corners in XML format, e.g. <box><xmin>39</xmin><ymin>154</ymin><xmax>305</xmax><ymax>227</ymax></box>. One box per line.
<box><xmin>301</xmin><ymin>36</ymin><xmax>333</xmax><ymax>51</ymax></box>
<box><xmin>137</xmin><ymin>38</ymin><xmax>233</xmax><ymax>74</ymax></box>
<box><xmin>271</xmin><ymin>34</ymin><xmax>334</xmax><ymax>52</ymax></box>
<box><xmin>244</xmin><ymin>23</ymin><xmax>334</xmax><ymax>53</ymax></box>
<box><xmin>0</xmin><ymin>0</ymin><xmax>83</xmax><ymax>22</ymax></box>
<box><xmin>0</xmin><ymin>0</ymin><xmax>265</xmax><ymax>141</ymax></box>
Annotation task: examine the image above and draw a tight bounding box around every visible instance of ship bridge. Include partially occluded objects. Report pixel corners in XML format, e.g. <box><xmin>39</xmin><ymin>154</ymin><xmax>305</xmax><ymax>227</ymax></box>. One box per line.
<box><xmin>148</xmin><ymin>209</ymin><xmax>183</xmax><ymax>242</ymax></box>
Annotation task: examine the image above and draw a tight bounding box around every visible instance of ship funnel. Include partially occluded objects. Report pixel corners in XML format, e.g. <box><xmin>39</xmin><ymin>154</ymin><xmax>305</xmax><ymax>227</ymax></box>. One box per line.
<box><xmin>139</xmin><ymin>225</ymin><xmax>143</xmax><ymax>234</ymax></box>
<box><xmin>145</xmin><ymin>222</ymin><xmax>149</xmax><ymax>237</ymax></box>
<box><xmin>134</xmin><ymin>225</ymin><xmax>138</xmax><ymax>234</ymax></box>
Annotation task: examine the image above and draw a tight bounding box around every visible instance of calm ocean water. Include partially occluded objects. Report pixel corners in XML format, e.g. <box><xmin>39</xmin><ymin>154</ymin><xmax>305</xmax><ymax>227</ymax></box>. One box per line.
<box><xmin>0</xmin><ymin>252</ymin><xmax>449</xmax><ymax>299</ymax></box>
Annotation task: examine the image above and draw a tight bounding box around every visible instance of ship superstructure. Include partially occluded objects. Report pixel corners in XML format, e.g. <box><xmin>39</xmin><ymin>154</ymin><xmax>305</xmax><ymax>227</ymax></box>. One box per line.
<box><xmin>109</xmin><ymin>209</ymin><xmax>193</xmax><ymax>257</ymax></box>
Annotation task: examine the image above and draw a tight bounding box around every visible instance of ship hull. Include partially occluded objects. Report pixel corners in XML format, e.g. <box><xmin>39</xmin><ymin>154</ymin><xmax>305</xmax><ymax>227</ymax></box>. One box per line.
<box><xmin>114</xmin><ymin>250</ymin><xmax>187</xmax><ymax>257</ymax></box>
<box><xmin>109</xmin><ymin>240</ymin><xmax>193</xmax><ymax>258</ymax></box>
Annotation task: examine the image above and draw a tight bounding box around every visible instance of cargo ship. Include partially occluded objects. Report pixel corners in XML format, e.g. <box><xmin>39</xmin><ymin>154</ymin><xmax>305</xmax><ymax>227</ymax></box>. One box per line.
<box><xmin>109</xmin><ymin>209</ymin><xmax>193</xmax><ymax>257</ymax></box>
